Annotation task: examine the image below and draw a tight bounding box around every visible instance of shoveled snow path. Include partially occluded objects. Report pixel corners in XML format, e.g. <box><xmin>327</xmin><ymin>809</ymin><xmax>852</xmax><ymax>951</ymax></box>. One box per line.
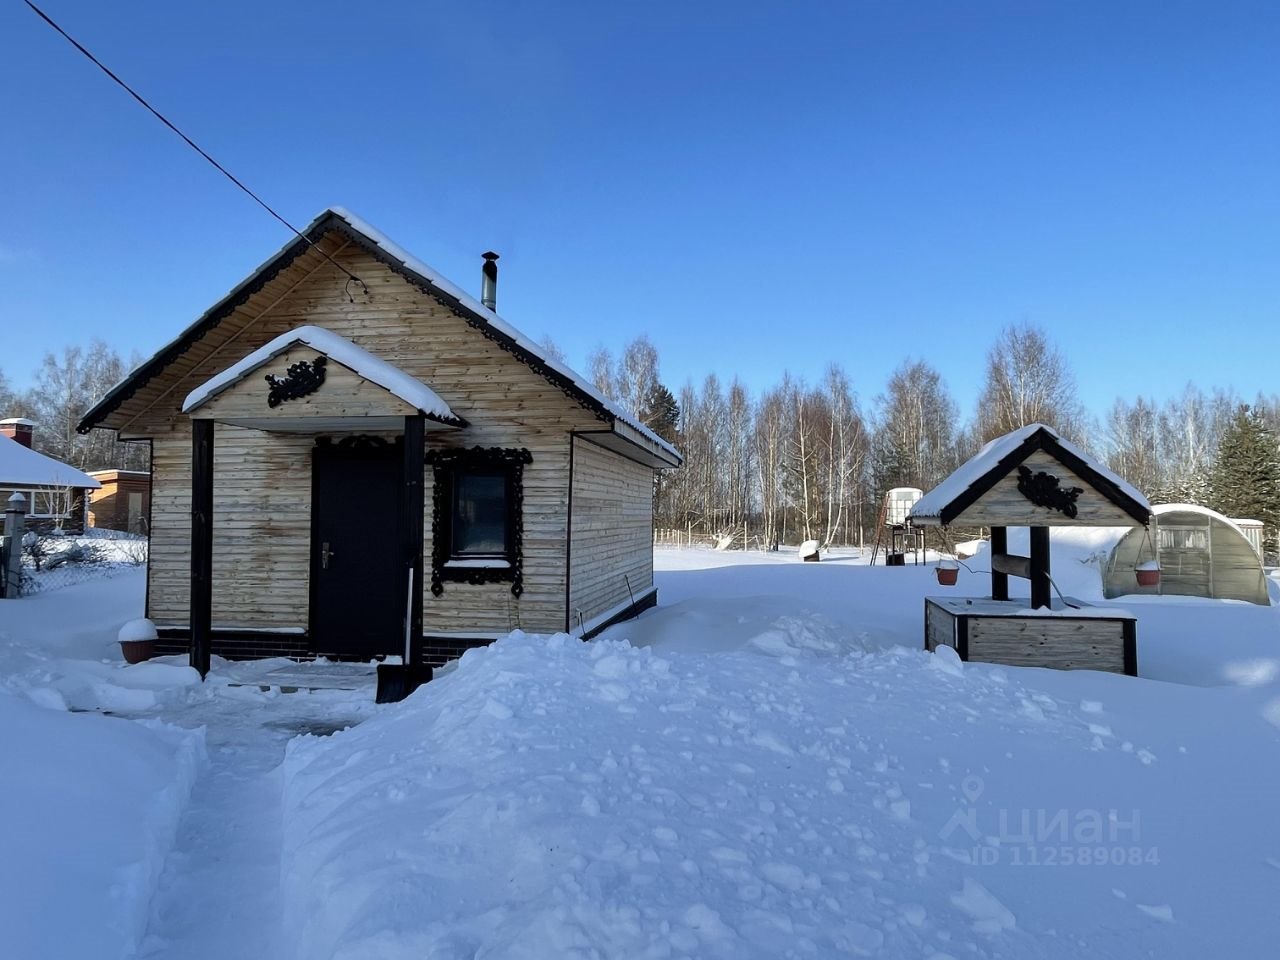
<box><xmin>131</xmin><ymin>684</ymin><xmax>373</xmax><ymax>960</ymax></box>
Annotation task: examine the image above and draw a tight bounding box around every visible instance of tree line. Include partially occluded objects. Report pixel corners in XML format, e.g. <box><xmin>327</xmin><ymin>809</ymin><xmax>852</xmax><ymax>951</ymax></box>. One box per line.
<box><xmin>0</xmin><ymin>342</ymin><xmax>149</xmax><ymax>472</ymax></box>
<box><xmin>6</xmin><ymin>326</ymin><xmax>1279</xmax><ymax>558</ymax></box>
<box><xmin>589</xmin><ymin>323</ymin><xmax>1280</xmax><ymax>556</ymax></box>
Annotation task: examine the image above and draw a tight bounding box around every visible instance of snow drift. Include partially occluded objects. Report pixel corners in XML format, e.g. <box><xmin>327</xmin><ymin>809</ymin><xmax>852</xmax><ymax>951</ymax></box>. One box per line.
<box><xmin>0</xmin><ymin>691</ymin><xmax>204</xmax><ymax>960</ymax></box>
<box><xmin>281</xmin><ymin>627</ymin><xmax>1280</xmax><ymax>959</ymax></box>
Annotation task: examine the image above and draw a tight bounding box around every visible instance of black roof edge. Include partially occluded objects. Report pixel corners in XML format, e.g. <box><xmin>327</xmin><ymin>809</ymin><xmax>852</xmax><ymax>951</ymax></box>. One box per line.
<box><xmin>78</xmin><ymin>210</ymin><xmax>616</xmax><ymax>435</ymax></box>
<box><xmin>77</xmin><ymin>219</ymin><xmax>333</xmax><ymax>434</ymax></box>
<box><xmin>937</xmin><ymin>427</ymin><xmax>1150</xmax><ymax>527</ymax></box>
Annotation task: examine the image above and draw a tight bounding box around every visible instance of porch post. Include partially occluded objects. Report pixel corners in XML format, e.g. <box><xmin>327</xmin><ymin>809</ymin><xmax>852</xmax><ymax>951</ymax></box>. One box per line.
<box><xmin>990</xmin><ymin>526</ymin><xmax>1009</xmax><ymax>601</ymax></box>
<box><xmin>402</xmin><ymin>414</ymin><xmax>425</xmax><ymax>661</ymax></box>
<box><xmin>1029</xmin><ymin>525</ymin><xmax>1051</xmax><ymax>609</ymax></box>
<box><xmin>191</xmin><ymin>419</ymin><xmax>214</xmax><ymax>678</ymax></box>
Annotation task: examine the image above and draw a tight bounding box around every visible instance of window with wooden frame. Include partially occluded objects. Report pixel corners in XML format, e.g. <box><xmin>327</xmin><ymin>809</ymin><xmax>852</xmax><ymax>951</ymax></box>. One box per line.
<box><xmin>426</xmin><ymin>447</ymin><xmax>532</xmax><ymax>597</ymax></box>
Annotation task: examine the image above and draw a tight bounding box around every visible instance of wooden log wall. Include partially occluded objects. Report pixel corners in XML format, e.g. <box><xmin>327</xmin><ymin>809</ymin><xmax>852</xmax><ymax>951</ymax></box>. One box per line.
<box><xmin>128</xmin><ymin>246</ymin><xmax>619</xmax><ymax>636</ymax></box>
<box><xmin>569</xmin><ymin>436</ymin><xmax>655</xmax><ymax>629</ymax></box>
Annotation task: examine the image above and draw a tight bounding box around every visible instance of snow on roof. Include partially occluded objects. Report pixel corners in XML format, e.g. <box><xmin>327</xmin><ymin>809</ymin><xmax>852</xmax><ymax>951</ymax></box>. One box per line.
<box><xmin>181</xmin><ymin>325</ymin><xmax>461</xmax><ymax>423</ymax></box>
<box><xmin>0</xmin><ymin>435</ymin><xmax>100</xmax><ymax>489</ymax></box>
<box><xmin>325</xmin><ymin>208</ymin><xmax>679</xmax><ymax>462</ymax></box>
<box><xmin>1152</xmin><ymin>503</ymin><xmax>1254</xmax><ymax>539</ymax></box>
<box><xmin>910</xmin><ymin>423</ymin><xmax>1149</xmax><ymax>523</ymax></box>
<box><xmin>0</xmin><ymin>418</ymin><xmax>34</xmax><ymax>427</ymax></box>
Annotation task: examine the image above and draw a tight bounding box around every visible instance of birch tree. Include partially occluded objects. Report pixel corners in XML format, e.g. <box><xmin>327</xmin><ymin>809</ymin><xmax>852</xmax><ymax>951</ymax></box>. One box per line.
<box><xmin>975</xmin><ymin>323</ymin><xmax>1084</xmax><ymax>442</ymax></box>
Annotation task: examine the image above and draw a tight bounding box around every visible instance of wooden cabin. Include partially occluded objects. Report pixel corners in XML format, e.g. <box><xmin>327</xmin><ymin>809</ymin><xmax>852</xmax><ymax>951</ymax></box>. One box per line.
<box><xmin>909</xmin><ymin>424</ymin><xmax>1149</xmax><ymax>675</ymax></box>
<box><xmin>87</xmin><ymin>470</ymin><xmax>151</xmax><ymax>534</ymax></box>
<box><xmin>78</xmin><ymin>209</ymin><xmax>681</xmax><ymax>670</ymax></box>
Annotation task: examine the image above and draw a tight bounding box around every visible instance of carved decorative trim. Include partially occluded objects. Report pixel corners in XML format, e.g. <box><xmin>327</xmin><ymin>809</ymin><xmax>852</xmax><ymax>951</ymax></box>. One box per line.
<box><xmin>425</xmin><ymin>447</ymin><xmax>532</xmax><ymax>598</ymax></box>
<box><xmin>266</xmin><ymin>356</ymin><xmax>327</xmax><ymax>407</ymax></box>
<box><xmin>1016</xmin><ymin>465</ymin><xmax>1083</xmax><ymax>518</ymax></box>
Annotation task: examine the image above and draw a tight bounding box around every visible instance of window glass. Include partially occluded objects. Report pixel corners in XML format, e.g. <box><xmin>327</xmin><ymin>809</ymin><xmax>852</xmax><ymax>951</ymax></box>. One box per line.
<box><xmin>452</xmin><ymin>471</ymin><xmax>507</xmax><ymax>555</ymax></box>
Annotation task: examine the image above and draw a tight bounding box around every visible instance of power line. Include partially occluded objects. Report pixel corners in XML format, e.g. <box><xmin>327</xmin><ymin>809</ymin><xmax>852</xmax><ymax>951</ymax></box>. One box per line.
<box><xmin>22</xmin><ymin>0</ymin><xmax>367</xmax><ymax>297</ymax></box>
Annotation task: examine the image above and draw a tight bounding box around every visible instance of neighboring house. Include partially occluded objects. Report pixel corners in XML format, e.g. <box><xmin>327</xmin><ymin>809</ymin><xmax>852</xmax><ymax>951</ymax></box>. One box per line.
<box><xmin>78</xmin><ymin>208</ymin><xmax>681</xmax><ymax>669</ymax></box>
<box><xmin>0</xmin><ymin>418</ymin><xmax>100</xmax><ymax>532</ymax></box>
<box><xmin>87</xmin><ymin>470</ymin><xmax>152</xmax><ymax>534</ymax></box>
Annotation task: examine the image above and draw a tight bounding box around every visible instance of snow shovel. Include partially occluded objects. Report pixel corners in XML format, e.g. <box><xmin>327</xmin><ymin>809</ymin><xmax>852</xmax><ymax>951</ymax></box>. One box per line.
<box><xmin>376</xmin><ymin>568</ymin><xmax>432</xmax><ymax>703</ymax></box>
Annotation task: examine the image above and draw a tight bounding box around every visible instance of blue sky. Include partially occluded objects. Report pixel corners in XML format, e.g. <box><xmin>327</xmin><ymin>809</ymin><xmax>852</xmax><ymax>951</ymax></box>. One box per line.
<box><xmin>3</xmin><ymin>1</ymin><xmax>1278</xmax><ymax>422</ymax></box>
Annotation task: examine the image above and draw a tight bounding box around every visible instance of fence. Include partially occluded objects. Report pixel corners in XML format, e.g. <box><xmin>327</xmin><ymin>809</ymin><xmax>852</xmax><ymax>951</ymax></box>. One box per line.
<box><xmin>13</xmin><ymin>528</ymin><xmax>149</xmax><ymax>596</ymax></box>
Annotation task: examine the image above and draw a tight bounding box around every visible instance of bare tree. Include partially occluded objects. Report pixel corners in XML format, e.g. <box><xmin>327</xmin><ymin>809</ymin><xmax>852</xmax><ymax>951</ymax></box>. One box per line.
<box><xmin>1105</xmin><ymin>396</ymin><xmax>1162</xmax><ymax>495</ymax></box>
<box><xmin>537</xmin><ymin>336</ymin><xmax>566</xmax><ymax>363</ymax></box>
<box><xmin>587</xmin><ymin>346</ymin><xmax>617</xmax><ymax>400</ymax></box>
<box><xmin>617</xmin><ymin>336</ymin><xmax>660</xmax><ymax>420</ymax></box>
<box><xmin>1154</xmin><ymin>384</ymin><xmax>1236</xmax><ymax>504</ymax></box>
<box><xmin>975</xmin><ymin>323</ymin><xmax>1085</xmax><ymax>442</ymax></box>
<box><xmin>871</xmin><ymin>359</ymin><xmax>960</xmax><ymax>494</ymax></box>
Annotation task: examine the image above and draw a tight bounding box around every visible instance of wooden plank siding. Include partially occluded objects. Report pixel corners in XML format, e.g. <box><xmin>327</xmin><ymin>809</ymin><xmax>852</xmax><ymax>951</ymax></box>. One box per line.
<box><xmin>924</xmin><ymin>601</ymin><xmax>957</xmax><ymax>653</ymax></box>
<box><xmin>569</xmin><ymin>436</ymin><xmax>655</xmax><ymax>630</ymax></box>
<box><xmin>967</xmin><ymin>616</ymin><xmax>1130</xmax><ymax>674</ymax></box>
<box><xmin>124</xmin><ymin>247</ymin><xmax>619</xmax><ymax>637</ymax></box>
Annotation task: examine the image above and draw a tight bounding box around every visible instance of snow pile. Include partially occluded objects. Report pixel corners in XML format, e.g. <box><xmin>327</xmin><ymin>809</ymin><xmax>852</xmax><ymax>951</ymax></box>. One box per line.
<box><xmin>0</xmin><ymin>690</ymin><xmax>205</xmax><ymax>960</ymax></box>
<box><xmin>281</xmin><ymin>628</ymin><xmax>1280</xmax><ymax>959</ymax></box>
<box><xmin>0</xmin><ymin>569</ymin><xmax>207</xmax><ymax>711</ymax></box>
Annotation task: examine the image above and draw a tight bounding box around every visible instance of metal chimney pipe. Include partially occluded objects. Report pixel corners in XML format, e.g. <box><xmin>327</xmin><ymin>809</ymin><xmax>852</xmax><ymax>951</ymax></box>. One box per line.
<box><xmin>481</xmin><ymin>251</ymin><xmax>499</xmax><ymax>311</ymax></box>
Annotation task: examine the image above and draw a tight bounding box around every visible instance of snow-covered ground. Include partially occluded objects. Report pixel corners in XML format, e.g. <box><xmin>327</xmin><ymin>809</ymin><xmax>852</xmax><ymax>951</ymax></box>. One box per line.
<box><xmin>1</xmin><ymin>547</ymin><xmax>1278</xmax><ymax>959</ymax></box>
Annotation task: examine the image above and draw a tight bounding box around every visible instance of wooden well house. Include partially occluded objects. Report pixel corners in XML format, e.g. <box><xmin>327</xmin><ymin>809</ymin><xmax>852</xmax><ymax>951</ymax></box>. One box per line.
<box><xmin>909</xmin><ymin>424</ymin><xmax>1150</xmax><ymax>676</ymax></box>
<box><xmin>78</xmin><ymin>208</ymin><xmax>681</xmax><ymax>673</ymax></box>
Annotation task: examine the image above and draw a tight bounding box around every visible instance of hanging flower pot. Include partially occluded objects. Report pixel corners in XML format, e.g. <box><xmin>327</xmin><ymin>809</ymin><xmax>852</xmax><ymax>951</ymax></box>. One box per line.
<box><xmin>1135</xmin><ymin>560</ymin><xmax>1161</xmax><ymax>588</ymax></box>
<box><xmin>936</xmin><ymin>559</ymin><xmax>959</xmax><ymax>586</ymax></box>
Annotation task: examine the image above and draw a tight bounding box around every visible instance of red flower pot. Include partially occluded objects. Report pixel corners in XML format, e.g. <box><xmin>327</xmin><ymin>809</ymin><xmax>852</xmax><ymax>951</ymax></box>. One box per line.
<box><xmin>119</xmin><ymin>639</ymin><xmax>156</xmax><ymax>664</ymax></box>
<box><xmin>1135</xmin><ymin>567</ymin><xmax>1160</xmax><ymax>588</ymax></box>
<box><xmin>936</xmin><ymin>565</ymin><xmax>959</xmax><ymax>586</ymax></box>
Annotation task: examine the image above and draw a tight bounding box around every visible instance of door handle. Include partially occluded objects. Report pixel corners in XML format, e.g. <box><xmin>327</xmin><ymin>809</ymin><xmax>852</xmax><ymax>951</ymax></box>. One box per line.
<box><xmin>321</xmin><ymin>542</ymin><xmax>335</xmax><ymax>569</ymax></box>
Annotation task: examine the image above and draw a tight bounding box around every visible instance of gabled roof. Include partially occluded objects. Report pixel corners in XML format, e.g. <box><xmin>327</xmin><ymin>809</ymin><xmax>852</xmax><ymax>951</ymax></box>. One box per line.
<box><xmin>909</xmin><ymin>423</ymin><xmax>1150</xmax><ymax>526</ymax></box>
<box><xmin>0</xmin><ymin>435</ymin><xmax>100</xmax><ymax>490</ymax></box>
<box><xmin>77</xmin><ymin>208</ymin><xmax>680</xmax><ymax>466</ymax></box>
<box><xmin>181</xmin><ymin>325</ymin><xmax>463</xmax><ymax>426</ymax></box>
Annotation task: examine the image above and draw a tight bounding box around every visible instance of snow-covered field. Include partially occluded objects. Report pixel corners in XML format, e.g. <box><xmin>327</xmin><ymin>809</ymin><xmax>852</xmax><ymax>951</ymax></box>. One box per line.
<box><xmin>2</xmin><ymin>547</ymin><xmax>1279</xmax><ymax>959</ymax></box>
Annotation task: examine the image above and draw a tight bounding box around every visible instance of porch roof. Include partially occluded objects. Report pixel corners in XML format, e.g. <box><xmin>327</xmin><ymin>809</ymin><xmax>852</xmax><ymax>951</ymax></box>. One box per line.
<box><xmin>181</xmin><ymin>326</ymin><xmax>465</xmax><ymax>433</ymax></box>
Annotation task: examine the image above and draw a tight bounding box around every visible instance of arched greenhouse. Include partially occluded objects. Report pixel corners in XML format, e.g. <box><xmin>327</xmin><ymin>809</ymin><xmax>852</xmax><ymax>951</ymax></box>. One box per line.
<box><xmin>1104</xmin><ymin>504</ymin><xmax>1270</xmax><ymax>605</ymax></box>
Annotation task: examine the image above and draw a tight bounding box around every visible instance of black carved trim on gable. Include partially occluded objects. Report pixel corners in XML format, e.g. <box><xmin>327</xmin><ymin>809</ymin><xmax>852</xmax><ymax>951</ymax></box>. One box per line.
<box><xmin>266</xmin><ymin>356</ymin><xmax>327</xmax><ymax>407</ymax></box>
<box><xmin>425</xmin><ymin>447</ymin><xmax>532</xmax><ymax>598</ymax></box>
<box><xmin>1016</xmin><ymin>465</ymin><xmax>1083</xmax><ymax>518</ymax></box>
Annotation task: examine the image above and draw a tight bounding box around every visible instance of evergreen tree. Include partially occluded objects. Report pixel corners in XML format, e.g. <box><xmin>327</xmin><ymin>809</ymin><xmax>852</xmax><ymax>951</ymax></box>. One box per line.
<box><xmin>1209</xmin><ymin>405</ymin><xmax>1280</xmax><ymax>560</ymax></box>
<box><xmin>638</xmin><ymin>382</ymin><xmax>679</xmax><ymax>445</ymax></box>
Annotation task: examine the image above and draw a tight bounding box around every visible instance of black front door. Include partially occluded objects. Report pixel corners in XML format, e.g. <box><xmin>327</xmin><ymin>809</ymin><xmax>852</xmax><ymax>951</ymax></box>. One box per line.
<box><xmin>310</xmin><ymin>439</ymin><xmax>404</xmax><ymax>657</ymax></box>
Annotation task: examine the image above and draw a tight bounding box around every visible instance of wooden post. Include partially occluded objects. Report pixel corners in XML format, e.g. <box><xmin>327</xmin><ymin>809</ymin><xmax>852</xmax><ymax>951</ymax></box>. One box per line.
<box><xmin>990</xmin><ymin>526</ymin><xmax>1008</xmax><ymax>601</ymax></box>
<box><xmin>190</xmin><ymin>419</ymin><xmax>214</xmax><ymax>678</ymax></box>
<box><xmin>402</xmin><ymin>414</ymin><xmax>425</xmax><ymax>663</ymax></box>
<box><xmin>2</xmin><ymin>492</ymin><xmax>28</xmax><ymax>599</ymax></box>
<box><xmin>1029</xmin><ymin>525</ymin><xmax>1051</xmax><ymax>609</ymax></box>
